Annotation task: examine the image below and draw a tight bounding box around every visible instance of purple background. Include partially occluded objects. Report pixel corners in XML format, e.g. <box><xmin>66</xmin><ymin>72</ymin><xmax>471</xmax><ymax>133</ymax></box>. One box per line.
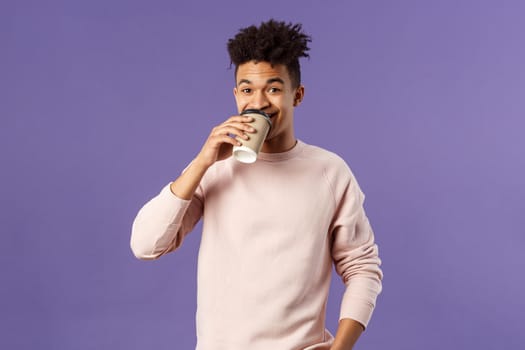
<box><xmin>2</xmin><ymin>0</ymin><xmax>524</xmax><ymax>349</ymax></box>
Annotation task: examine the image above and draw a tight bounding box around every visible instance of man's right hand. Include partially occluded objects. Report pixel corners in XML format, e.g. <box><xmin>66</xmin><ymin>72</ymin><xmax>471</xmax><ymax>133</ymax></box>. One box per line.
<box><xmin>195</xmin><ymin>115</ymin><xmax>255</xmax><ymax>168</ymax></box>
<box><xmin>169</xmin><ymin>115</ymin><xmax>254</xmax><ymax>200</ymax></box>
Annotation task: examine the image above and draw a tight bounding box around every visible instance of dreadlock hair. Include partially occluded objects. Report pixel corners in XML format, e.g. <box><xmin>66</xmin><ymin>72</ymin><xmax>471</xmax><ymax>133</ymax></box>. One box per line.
<box><xmin>227</xmin><ymin>19</ymin><xmax>312</xmax><ymax>88</ymax></box>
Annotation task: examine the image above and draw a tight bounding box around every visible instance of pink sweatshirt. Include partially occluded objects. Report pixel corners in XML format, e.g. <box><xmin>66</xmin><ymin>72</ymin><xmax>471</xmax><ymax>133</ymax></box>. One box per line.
<box><xmin>131</xmin><ymin>140</ymin><xmax>382</xmax><ymax>350</ymax></box>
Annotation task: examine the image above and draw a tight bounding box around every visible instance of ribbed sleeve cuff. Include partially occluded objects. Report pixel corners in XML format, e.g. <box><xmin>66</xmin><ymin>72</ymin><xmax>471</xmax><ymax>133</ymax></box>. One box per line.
<box><xmin>339</xmin><ymin>277</ymin><xmax>382</xmax><ymax>329</ymax></box>
<box><xmin>155</xmin><ymin>183</ymin><xmax>192</xmax><ymax>223</ymax></box>
<box><xmin>130</xmin><ymin>183</ymin><xmax>192</xmax><ymax>259</ymax></box>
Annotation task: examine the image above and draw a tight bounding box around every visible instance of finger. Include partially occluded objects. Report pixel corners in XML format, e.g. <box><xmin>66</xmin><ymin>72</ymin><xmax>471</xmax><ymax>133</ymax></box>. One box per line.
<box><xmin>211</xmin><ymin>134</ymin><xmax>242</xmax><ymax>146</ymax></box>
<box><xmin>225</xmin><ymin>115</ymin><xmax>254</xmax><ymax>124</ymax></box>
<box><xmin>213</xmin><ymin>126</ymin><xmax>251</xmax><ymax>140</ymax></box>
<box><xmin>219</xmin><ymin>122</ymin><xmax>255</xmax><ymax>134</ymax></box>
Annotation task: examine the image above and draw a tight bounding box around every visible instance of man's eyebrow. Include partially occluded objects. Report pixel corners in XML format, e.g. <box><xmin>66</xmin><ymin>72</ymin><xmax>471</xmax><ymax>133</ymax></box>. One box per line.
<box><xmin>267</xmin><ymin>78</ymin><xmax>285</xmax><ymax>85</ymax></box>
<box><xmin>237</xmin><ymin>79</ymin><xmax>251</xmax><ymax>86</ymax></box>
<box><xmin>237</xmin><ymin>77</ymin><xmax>285</xmax><ymax>86</ymax></box>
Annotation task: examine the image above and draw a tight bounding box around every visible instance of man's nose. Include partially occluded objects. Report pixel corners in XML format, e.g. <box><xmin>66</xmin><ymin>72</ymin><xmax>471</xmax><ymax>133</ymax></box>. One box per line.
<box><xmin>248</xmin><ymin>91</ymin><xmax>270</xmax><ymax>110</ymax></box>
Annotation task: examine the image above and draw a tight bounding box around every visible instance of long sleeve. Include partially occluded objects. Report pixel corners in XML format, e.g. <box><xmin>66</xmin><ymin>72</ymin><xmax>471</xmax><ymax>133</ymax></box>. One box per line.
<box><xmin>130</xmin><ymin>183</ymin><xmax>204</xmax><ymax>260</ymax></box>
<box><xmin>329</xmin><ymin>169</ymin><xmax>383</xmax><ymax>329</ymax></box>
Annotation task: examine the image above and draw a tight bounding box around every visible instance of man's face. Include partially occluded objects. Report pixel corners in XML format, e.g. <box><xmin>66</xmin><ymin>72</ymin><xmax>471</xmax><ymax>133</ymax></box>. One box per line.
<box><xmin>234</xmin><ymin>60</ymin><xmax>304</xmax><ymax>152</ymax></box>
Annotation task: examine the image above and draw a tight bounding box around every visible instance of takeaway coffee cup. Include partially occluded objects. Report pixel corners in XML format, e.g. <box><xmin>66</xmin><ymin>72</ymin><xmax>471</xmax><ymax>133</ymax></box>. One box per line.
<box><xmin>232</xmin><ymin>109</ymin><xmax>272</xmax><ymax>163</ymax></box>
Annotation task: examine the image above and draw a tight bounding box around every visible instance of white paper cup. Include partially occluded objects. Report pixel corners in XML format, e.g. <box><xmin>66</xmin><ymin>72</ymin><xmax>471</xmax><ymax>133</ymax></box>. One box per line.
<box><xmin>233</xmin><ymin>109</ymin><xmax>272</xmax><ymax>163</ymax></box>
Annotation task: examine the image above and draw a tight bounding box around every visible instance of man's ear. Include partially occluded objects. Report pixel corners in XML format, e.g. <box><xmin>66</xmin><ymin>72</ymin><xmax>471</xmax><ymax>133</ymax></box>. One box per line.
<box><xmin>293</xmin><ymin>85</ymin><xmax>305</xmax><ymax>107</ymax></box>
<box><xmin>233</xmin><ymin>87</ymin><xmax>238</xmax><ymax>97</ymax></box>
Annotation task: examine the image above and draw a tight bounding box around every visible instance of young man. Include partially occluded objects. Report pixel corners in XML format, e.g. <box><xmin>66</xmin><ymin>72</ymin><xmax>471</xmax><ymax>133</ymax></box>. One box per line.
<box><xmin>131</xmin><ymin>20</ymin><xmax>382</xmax><ymax>350</ymax></box>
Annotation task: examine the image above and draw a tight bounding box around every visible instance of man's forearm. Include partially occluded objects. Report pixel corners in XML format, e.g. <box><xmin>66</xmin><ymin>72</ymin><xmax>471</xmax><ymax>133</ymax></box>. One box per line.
<box><xmin>330</xmin><ymin>318</ymin><xmax>364</xmax><ymax>350</ymax></box>
<box><xmin>169</xmin><ymin>158</ymin><xmax>209</xmax><ymax>200</ymax></box>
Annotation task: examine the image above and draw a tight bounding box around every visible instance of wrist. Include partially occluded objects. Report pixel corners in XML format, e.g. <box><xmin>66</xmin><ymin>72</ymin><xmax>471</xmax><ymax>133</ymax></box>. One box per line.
<box><xmin>192</xmin><ymin>154</ymin><xmax>213</xmax><ymax>171</ymax></box>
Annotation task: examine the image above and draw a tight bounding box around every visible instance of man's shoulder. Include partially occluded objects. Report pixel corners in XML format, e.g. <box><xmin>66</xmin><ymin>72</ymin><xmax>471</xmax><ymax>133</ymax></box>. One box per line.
<box><xmin>299</xmin><ymin>140</ymin><xmax>349</xmax><ymax>169</ymax></box>
<box><xmin>299</xmin><ymin>141</ymin><xmax>359</xmax><ymax>186</ymax></box>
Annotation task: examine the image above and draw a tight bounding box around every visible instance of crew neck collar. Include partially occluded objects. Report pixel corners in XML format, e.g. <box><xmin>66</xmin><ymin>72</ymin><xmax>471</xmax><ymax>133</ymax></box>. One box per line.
<box><xmin>257</xmin><ymin>140</ymin><xmax>305</xmax><ymax>162</ymax></box>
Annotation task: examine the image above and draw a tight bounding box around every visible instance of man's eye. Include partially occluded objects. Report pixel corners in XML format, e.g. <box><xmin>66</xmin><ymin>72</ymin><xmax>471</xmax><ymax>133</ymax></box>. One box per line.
<box><xmin>242</xmin><ymin>88</ymin><xmax>252</xmax><ymax>94</ymax></box>
<box><xmin>268</xmin><ymin>87</ymin><xmax>281</xmax><ymax>93</ymax></box>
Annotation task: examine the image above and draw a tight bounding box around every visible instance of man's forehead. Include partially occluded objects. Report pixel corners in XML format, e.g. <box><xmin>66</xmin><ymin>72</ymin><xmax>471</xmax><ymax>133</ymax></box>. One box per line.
<box><xmin>236</xmin><ymin>61</ymin><xmax>290</xmax><ymax>85</ymax></box>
